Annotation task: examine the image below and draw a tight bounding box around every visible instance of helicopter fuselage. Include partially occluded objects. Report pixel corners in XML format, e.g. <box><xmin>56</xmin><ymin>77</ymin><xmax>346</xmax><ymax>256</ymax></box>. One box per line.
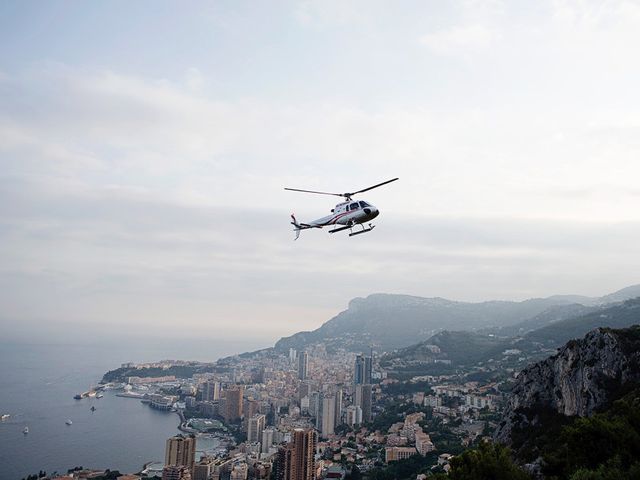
<box><xmin>308</xmin><ymin>200</ymin><xmax>379</xmax><ymax>227</ymax></box>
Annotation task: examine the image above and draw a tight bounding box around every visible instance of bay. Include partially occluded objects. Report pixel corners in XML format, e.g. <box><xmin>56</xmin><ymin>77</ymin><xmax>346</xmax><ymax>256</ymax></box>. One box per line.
<box><xmin>0</xmin><ymin>340</ymin><xmax>262</xmax><ymax>480</ymax></box>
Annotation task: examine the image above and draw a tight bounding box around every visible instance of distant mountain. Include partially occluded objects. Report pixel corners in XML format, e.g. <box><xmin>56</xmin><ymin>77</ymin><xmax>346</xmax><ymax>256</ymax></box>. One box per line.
<box><xmin>523</xmin><ymin>297</ymin><xmax>640</xmax><ymax>348</ymax></box>
<box><xmin>274</xmin><ymin>285</ymin><xmax>640</xmax><ymax>353</ymax></box>
<box><xmin>598</xmin><ymin>284</ymin><xmax>640</xmax><ymax>304</ymax></box>
<box><xmin>495</xmin><ymin>303</ymin><xmax>596</xmax><ymax>337</ymax></box>
<box><xmin>374</xmin><ymin>296</ymin><xmax>640</xmax><ymax>381</ymax></box>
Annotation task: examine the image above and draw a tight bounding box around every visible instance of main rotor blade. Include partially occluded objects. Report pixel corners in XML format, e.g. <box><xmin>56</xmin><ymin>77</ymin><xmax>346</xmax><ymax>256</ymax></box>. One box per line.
<box><xmin>284</xmin><ymin>187</ymin><xmax>344</xmax><ymax>197</ymax></box>
<box><xmin>348</xmin><ymin>177</ymin><xmax>399</xmax><ymax>196</ymax></box>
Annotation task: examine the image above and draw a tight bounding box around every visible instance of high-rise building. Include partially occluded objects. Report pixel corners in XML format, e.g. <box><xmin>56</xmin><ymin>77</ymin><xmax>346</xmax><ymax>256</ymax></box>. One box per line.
<box><xmin>298</xmin><ymin>352</ymin><xmax>308</xmax><ymax>380</ymax></box>
<box><xmin>276</xmin><ymin>429</ymin><xmax>316</xmax><ymax>480</ymax></box>
<box><xmin>298</xmin><ymin>381</ymin><xmax>311</xmax><ymax>401</ymax></box>
<box><xmin>223</xmin><ymin>385</ymin><xmax>244</xmax><ymax>421</ymax></box>
<box><xmin>364</xmin><ymin>356</ymin><xmax>373</xmax><ymax>384</ymax></box>
<box><xmin>321</xmin><ymin>396</ymin><xmax>335</xmax><ymax>437</ymax></box>
<box><xmin>289</xmin><ymin>348</ymin><xmax>297</xmax><ymax>363</ymax></box>
<box><xmin>243</xmin><ymin>398</ymin><xmax>260</xmax><ymax>431</ymax></box>
<box><xmin>334</xmin><ymin>389</ymin><xmax>343</xmax><ymax>427</ymax></box>
<box><xmin>354</xmin><ymin>355</ymin><xmax>373</xmax><ymax>385</ymax></box>
<box><xmin>345</xmin><ymin>405</ymin><xmax>362</xmax><ymax>426</ymax></box>
<box><xmin>310</xmin><ymin>392</ymin><xmax>323</xmax><ymax>430</ymax></box>
<box><xmin>262</xmin><ymin>427</ymin><xmax>276</xmax><ymax>453</ymax></box>
<box><xmin>162</xmin><ymin>466</ymin><xmax>192</xmax><ymax>480</ymax></box>
<box><xmin>248</xmin><ymin>413</ymin><xmax>266</xmax><ymax>443</ymax></box>
<box><xmin>354</xmin><ymin>355</ymin><xmax>364</xmax><ymax>385</ymax></box>
<box><xmin>165</xmin><ymin>435</ymin><xmax>196</xmax><ymax>472</ymax></box>
<box><xmin>201</xmin><ymin>381</ymin><xmax>221</xmax><ymax>402</ymax></box>
<box><xmin>355</xmin><ymin>384</ymin><xmax>372</xmax><ymax>423</ymax></box>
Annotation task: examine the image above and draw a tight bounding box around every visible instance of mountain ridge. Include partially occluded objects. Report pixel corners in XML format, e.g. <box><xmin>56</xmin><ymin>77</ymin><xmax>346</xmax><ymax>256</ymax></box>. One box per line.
<box><xmin>274</xmin><ymin>285</ymin><xmax>640</xmax><ymax>353</ymax></box>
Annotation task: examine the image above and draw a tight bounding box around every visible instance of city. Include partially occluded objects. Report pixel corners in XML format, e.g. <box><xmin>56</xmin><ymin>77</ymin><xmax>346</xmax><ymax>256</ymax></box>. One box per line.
<box><xmin>44</xmin><ymin>340</ymin><xmax>505</xmax><ymax>480</ymax></box>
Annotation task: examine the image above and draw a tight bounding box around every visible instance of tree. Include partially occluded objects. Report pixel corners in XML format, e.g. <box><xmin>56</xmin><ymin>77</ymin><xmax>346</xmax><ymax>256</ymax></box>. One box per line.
<box><xmin>447</xmin><ymin>442</ymin><xmax>531</xmax><ymax>480</ymax></box>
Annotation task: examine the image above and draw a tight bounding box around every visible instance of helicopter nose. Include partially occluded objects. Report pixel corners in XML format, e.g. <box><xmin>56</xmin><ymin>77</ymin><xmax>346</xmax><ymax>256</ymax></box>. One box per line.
<box><xmin>364</xmin><ymin>207</ymin><xmax>379</xmax><ymax>218</ymax></box>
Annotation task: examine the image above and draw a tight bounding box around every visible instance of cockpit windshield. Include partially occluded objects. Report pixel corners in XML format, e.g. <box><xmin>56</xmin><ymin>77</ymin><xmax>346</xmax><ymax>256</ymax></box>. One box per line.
<box><xmin>349</xmin><ymin>202</ymin><xmax>359</xmax><ymax>210</ymax></box>
<box><xmin>359</xmin><ymin>201</ymin><xmax>370</xmax><ymax>208</ymax></box>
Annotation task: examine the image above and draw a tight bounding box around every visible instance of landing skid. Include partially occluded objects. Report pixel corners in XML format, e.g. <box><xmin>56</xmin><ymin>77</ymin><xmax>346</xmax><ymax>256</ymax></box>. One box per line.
<box><xmin>329</xmin><ymin>223</ymin><xmax>376</xmax><ymax>236</ymax></box>
<box><xmin>349</xmin><ymin>224</ymin><xmax>375</xmax><ymax>236</ymax></box>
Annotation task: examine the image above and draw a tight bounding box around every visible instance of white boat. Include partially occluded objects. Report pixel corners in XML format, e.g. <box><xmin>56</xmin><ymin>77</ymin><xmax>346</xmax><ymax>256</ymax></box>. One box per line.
<box><xmin>23</xmin><ymin>427</ymin><xmax>29</xmax><ymax>434</ymax></box>
<box><xmin>65</xmin><ymin>419</ymin><xmax>73</xmax><ymax>425</ymax></box>
<box><xmin>1</xmin><ymin>414</ymin><xmax>9</xmax><ymax>421</ymax></box>
<box><xmin>96</xmin><ymin>393</ymin><xmax>104</xmax><ymax>399</ymax></box>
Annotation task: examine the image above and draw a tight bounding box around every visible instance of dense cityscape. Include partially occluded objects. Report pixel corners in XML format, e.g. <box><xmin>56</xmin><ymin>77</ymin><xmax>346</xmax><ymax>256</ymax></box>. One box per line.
<box><xmin>37</xmin><ymin>338</ymin><xmax>507</xmax><ymax>480</ymax></box>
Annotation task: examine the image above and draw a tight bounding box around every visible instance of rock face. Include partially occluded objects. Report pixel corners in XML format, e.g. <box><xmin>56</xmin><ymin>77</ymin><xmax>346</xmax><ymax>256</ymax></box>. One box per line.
<box><xmin>495</xmin><ymin>326</ymin><xmax>640</xmax><ymax>444</ymax></box>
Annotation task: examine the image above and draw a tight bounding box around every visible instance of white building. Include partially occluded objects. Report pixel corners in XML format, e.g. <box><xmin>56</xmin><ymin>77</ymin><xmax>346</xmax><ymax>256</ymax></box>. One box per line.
<box><xmin>345</xmin><ymin>405</ymin><xmax>362</xmax><ymax>426</ymax></box>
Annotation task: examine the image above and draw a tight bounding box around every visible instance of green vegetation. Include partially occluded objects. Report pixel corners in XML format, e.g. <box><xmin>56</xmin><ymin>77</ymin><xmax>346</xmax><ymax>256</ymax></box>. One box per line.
<box><xmin>101</xmin><ymin>364</ymin><xmax>216</xmax><ymax>383</ymax></box>
<box><xmin>366</xmin><ymin>453</ymin><xmax>438</xmax><ymax>480</ymax></box>
<box><xmin>569</xmin><ymin>458</ymin><xmax>640</xmax><ymax>480</ymax></box>
<box><xmin>187</xmin><ymin>418</ymin><xmax>227</xmax><ymax>433</ymax></box>
<box><xmin>508</xmin><ymin>387</ymin><xmax>640</xmax><ymax>479</ymax></box>
<box><xmin>431</xmin><ymin>442</ymin><xmax>531</xmax><ymax>480</ymax></box>
<box><xmin>381</xmin><ymin>380</ymin><xmax>431</xmax><ymax>396</ymax></box>
<box><xmin>541</xmin><ymin>387</ymin><xmax>640</xmax><ymax>479</ymax></box>
<box><xmin>428</xmin><ymin>331</ymin><xmax>508</xmax><ymax>366</ymax></box>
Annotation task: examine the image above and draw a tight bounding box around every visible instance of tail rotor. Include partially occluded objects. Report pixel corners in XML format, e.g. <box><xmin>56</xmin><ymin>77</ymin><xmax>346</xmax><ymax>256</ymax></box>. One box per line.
<box><xmin>291</xmin><ymin>214</ymin><xmax>301</xmax><ymax>240</ymax></box>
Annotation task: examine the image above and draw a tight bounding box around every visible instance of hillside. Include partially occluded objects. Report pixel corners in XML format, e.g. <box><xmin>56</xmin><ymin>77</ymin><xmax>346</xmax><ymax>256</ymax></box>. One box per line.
<box><xmin>273</xmin><ymin>286</ymin><xmax>640</xmax><ymax>353</ymax></box>
<box><xmin>494</xmin><ymin>303</ymin><xmax>595</xmax><ymax>336</ymax></box>
<box><xmin>493</xmin><ymin>325</ymin><xmax>640</xmax><ymax>478</ymax></box>
<box><xmin>381</xmin><ymin>330</ymin><xmax>509</xmax><ymax>368</ymax></box>
<box><xmin>376</xmin><ymin>296</ymin><xmax>640</xmax><ymax>380</ymax></box>
<box><xmin>495</xmin><ymin>325</ymin><xmax>640</xmax><ymax>445</ymax></box>
<box><xmin>524</xmin><ymin>297</ymin><xmax>640</xmax><ymax>347</ymax></box>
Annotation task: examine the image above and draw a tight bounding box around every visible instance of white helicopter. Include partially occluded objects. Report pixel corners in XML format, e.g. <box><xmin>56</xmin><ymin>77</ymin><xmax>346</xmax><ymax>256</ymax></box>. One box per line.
<box><xmin>285</xmin><ymin>178</ymin><xmax>399</xmax><ymax>240</ymax></box>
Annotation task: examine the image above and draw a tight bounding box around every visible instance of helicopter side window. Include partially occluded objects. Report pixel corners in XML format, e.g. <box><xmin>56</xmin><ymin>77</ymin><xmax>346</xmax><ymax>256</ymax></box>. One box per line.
<box><xmin>349</xmin><ymin>202</ymin><xmax>359</xmax><ymax>210</ymax></box>
<box><xmin>359</xmin><ymin>201</ymin><xmax>370</xmax><ymax>208</ymax></box>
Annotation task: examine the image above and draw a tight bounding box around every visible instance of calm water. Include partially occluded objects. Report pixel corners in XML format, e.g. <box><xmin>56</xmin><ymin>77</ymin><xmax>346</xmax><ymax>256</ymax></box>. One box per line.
<box><xmin>0</xmin><ymin>341</ymin><xmax>256</xmax><ymax>480</ymax></box>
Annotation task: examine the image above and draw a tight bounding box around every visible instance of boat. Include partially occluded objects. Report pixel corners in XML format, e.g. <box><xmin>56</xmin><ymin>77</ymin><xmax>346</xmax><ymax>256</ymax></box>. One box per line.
<box><xmin>74</xmin><ymin>394</ymin><xmax>82</xmax><ymax>400</ymax></box>
<box><xmin>23</xmin><ymin>427</ymin><xmax>29</xmax><ymax>434</ymax></box>
<box><xmin>65</xmin><ymin>419</ymin><xmax>73</xmax><ymax>425</ymax></box>
<box><xmin>96</xmin><ymin>393</ymin><xmax>104</xmax><ymax>399</ymax></box>
<box><xmin>90</xmin><ymin>406</ymin><xmax>96</xmax><ymax>412</ymax></box>
<box><xmin>1</xmin><ymin>414</ymin><xmax>9</xmax><ymax>421</ymax></box>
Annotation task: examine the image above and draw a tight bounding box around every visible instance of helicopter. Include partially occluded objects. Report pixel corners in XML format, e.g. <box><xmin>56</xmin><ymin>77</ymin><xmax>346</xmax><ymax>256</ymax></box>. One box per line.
<box><xmin>285</xmin><ymin>178</ymin><xmax>399</xmax><ymax>240</ymax></box>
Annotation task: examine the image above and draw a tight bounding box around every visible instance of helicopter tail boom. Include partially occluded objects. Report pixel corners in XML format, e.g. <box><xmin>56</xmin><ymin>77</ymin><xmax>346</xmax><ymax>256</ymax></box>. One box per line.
<box><xmin>291</xmin><ymin>214</ymin><xmax>321</xmax><ymax>240</ymax></box>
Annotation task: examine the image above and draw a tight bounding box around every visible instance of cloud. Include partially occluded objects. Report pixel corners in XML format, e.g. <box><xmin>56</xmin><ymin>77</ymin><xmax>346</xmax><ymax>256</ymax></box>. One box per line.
<box><xmin>419</xmin><ymin>24</ymin><xmax>500</xmax><ymax>55</ymax></box>
<box><xmin>294</xmin><ymin>0</ymin><xmax>371</xmax><ymax>28</ymax></box>
<box><xmin>2</xmin><ymin>56</ymin><xmax>640</xmax><ymax>347</ymax></box>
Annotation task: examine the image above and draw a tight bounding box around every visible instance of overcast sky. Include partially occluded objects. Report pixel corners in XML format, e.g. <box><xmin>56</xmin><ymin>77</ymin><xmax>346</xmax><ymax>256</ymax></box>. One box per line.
<box><xmin>1</xmin><ymin>1</ymin><xmax>640</xmax><ymax>352</ymax></box>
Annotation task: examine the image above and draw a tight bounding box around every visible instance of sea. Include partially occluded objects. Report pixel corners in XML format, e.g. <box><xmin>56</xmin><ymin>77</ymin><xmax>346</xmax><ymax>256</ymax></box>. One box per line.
<box><xmin>0</xmin><ymin>339</ymin><xmax>265</xmax><ymax>480</ymax></box>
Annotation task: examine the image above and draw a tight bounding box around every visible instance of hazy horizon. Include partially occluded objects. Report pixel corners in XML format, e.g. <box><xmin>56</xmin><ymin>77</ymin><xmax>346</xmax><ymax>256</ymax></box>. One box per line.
<box><xmin>2</xmin><ymin>1</ymin><xmax>640</xmax><ymax>347</ymax></box>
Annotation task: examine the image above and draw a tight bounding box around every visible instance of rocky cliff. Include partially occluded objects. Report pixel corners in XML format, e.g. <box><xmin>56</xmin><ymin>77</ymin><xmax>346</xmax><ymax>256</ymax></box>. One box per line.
<box><xmin>494</xmin><ymin>324</ymin><xmax>640</xmax><ymax>444</ymax></box>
